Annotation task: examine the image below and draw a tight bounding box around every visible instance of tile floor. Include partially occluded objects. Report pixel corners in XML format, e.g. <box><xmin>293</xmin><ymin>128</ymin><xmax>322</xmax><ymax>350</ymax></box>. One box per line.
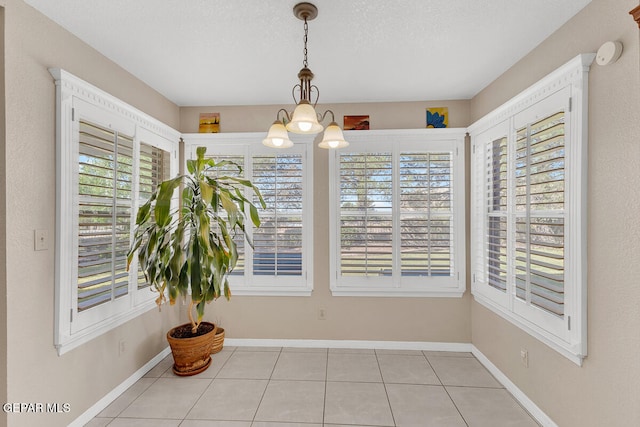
<box><xmin>86</xmin><ymin>347</ymin><xmax>540</xmax><ymax>427</ymax></box>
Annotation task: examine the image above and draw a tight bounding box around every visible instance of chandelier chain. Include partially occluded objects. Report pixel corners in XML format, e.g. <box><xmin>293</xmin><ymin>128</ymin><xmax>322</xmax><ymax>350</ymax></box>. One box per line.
<box><xmin>303</xmin><ymin>18</ymin><xmax>309</xmax><ymax>68</ymax></box>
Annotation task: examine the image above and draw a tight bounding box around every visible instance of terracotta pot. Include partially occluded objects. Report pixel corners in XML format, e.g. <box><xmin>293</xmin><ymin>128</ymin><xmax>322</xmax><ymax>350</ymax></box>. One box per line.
<box><xmin>211</xmin><ymin>327</ymin><xmax>225</xmax><ymax>354</ymax></box>
<box><xmin>166</xmin><ymin>322</ymin><xmax>218</xmax><ymax>376</ymax></box>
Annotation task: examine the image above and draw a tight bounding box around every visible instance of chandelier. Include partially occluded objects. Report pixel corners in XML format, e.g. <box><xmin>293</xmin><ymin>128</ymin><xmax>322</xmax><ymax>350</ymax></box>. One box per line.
<box><xmin>262</xmin><ymin>2</ymin><xmax>349</xmax><ymax>149</ymax></box>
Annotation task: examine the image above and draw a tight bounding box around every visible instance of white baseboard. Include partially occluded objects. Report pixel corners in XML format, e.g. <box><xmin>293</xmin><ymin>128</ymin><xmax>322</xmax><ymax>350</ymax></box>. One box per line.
<box><xmin>225</xmin><ymin>338</ymin><xmax>473</xmax><ymax>352</ymax></box>
<box><xmin>69</xmin><ymin>346</ymin><xmax>171</xmax><ymax>427</ymax></box>
<box><xmin>472</xmin><ymin>345</ymin><xmax>557</xmax><ymax>427</ymax></box>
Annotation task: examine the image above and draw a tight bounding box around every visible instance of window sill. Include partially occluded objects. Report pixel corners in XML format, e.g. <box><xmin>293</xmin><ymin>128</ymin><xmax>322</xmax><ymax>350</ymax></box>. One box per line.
<box><xmin>331</xmin><ymin>288</ymin><xmax>465</xmax><ymax>298</ymax></box>
<box><xmin>56</xmin><ymin>299</ymin><xmax>158</xmax><ymax>356</ymax></box>
<box><xmin>229</xmin><ymin>287</ymin><xmax>313</xmax><ymax>297</ymax></box>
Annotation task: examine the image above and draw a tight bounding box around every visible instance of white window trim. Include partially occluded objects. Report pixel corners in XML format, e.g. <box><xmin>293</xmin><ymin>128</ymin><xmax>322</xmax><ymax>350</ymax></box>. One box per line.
<box><xmin>182</xmin><ymin>133</ymin><xmax>314</xmax><ymax>296</ymax></box>
<box><xmin>469</xmin><ymin>53</ymin><xmax>594</xmax><ymax>365</ymax></box>
<box><xmin>51</xmin><ymin>69</ymin><xmax>180</xmax><ymax>355</ymax></box>
<box><xmin>328</xmin><ymin>128</ymin><xmax>466</xmax><ymax>297</ymax></box>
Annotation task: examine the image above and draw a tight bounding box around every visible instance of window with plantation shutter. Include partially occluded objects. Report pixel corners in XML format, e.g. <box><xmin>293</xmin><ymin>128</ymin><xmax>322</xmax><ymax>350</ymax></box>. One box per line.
<box><xmin>329</xmin><ymin>129</ymin><xmax>466</xmax><ymax>297</ymax></box>
<box><xmin>53</xmin><ymin>69</ymin><xmax>179</xmax><ymax>355</ymax></box>
<box><xmin>469</xmin><ymin>54</ymin><xmax>593</xmax><ymax>365</ymax></box>
<box><xmin>183</xmin><ymin>133</ymin><xmax>313</xmax><ymax>296</ymax></box>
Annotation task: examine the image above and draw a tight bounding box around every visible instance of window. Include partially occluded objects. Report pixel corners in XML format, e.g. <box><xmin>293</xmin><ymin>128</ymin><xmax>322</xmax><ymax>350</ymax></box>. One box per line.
<box><xmin>329</xmin><ymin>129</ymin><xmax>466</xmax><ymax>297</ymax></box>
<box><xmin>470</xmin><ymin>54</ymin><xmax>594</xmax><ymax>365</ymax></box>
<box><xmin>182</xmin><ymin>133</ymin><xmax>313</xmax><ymax>296</ymax></box>
<box><xmin>52</xmin><ymin>69</ymin><xmax>179</xmax><ymax>355</ymax></box>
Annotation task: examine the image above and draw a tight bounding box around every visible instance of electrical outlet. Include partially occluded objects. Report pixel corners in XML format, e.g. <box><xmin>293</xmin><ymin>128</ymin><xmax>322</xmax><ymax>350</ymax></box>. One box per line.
<box><xmin>318</xmin><ymin>308</ymin><xmax>327</xmax><ymax>320</ymax></box>
<box><xmin>34</xmin><ymin>229</ymin><xmax>48</xmax><ymax>251</ymax></box>
<box><xmin>520</xmin><ymin>348</ymin><xmax>528</xmax><ymax>368</ymax></box>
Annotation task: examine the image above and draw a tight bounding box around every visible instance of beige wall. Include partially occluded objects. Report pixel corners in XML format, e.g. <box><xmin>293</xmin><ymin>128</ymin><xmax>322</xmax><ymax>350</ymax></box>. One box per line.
<box><xmin>180</xmin><ymin>100</ymin><xmax>470</xmax><ymax>133</ymax></box>
<box><xmin>470</xmin><ymin>0</ymin><xmax>640</xmax><ymax>425</ymax></box>
<box><xmin>2</xmin><ymin>1</ymin><xmax>181</xmax><ymax>425</ymax></box>
<box><xmin>0</xmin><ymin>6</ymin><xmax>6</xmax><ymax>427</ymax></box>
<box><xmin>180</xmin><ymin>101</ymin><xmax>472</xmax><ymax>344</ymax></box>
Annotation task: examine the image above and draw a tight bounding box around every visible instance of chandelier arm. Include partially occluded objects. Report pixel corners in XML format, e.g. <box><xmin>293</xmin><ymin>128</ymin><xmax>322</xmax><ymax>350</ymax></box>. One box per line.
<box><xmin>309</xmin><ymin>85</ymin><xmax>320</xmax><ymax>107</ymax></box>
<box><xmin>276</xmin><ymin>108</ymin><xmax>292</xmax><ymax>123</ymax></box>
<box><xmin>318</xmin><ymin>109</ymin><xmax>336</xmax><ymax>123</ymax></box>
<box><xmin>292</xmin><ymin>84</ymin><xmax>303</xmax><ymax>104</ymax></box>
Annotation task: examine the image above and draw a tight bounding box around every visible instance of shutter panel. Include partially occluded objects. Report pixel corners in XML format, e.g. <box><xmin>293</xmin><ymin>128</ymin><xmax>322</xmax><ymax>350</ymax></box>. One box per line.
<box><xmin>339</xmin><ymin>152</ymin><xmax>393</xmax><ymax>276</ymax></box>
<box><xmin>399</xmin><ymin>152</ymin><xmax>453</xmax><ymax>277</ymax></box>
<box><xmin>252</xmin><ymin>154</ymin><xmax>304</xmax><ymax>276</ymax></box>
<box><xmin>515</xmin><ymin>112</ymin><xmax>565</xmax><ymax>317</ymax></box>
<box><xmin>487</xmin><ymin>136</ymin><xmax>508</xmax><ymax>291</ymax></box>
<box><xmin>137</xmin><ymin>142</ymin><xmax>171</xmax><ymax>289</ymax></box>
<box><xmin>77</xmin><ymin>120</ymin><xmax>133</xmax><ymax>311</ymax></box>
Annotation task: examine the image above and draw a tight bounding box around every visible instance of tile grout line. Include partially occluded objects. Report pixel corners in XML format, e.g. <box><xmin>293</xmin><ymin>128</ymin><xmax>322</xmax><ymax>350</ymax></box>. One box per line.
<box><xmin>179</xmin><ymin>346</ymin><xmax>236</xmax><ymax>424</ymax></box>
<box><xmin>250</xmin><ymin>346</ymin><xmax>283</xmax><ymax>424</ymax></box>
<box><xmin>374</xmin><ymin>349</ymin><xmax>397</xmax><ymax>427</ymax></box>
<box><xmin>422</xmin><ymin>351</ymin><xmax>470</xmax><ymax>427</ymax></box>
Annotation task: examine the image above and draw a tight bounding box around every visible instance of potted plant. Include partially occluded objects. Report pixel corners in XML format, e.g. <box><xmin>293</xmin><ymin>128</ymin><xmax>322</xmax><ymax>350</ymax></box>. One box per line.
<box><xmin>127</xmin><ymin>146</ymin><xmax>264</xmax><ymax>376</ymax></box>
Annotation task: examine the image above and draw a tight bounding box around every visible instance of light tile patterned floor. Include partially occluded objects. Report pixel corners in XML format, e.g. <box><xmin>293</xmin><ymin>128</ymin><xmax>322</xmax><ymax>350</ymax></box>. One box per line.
<box><xmin>86</xmin><ymin>347</ymin><xmax>540</xmax><ymax>426</ymax></box>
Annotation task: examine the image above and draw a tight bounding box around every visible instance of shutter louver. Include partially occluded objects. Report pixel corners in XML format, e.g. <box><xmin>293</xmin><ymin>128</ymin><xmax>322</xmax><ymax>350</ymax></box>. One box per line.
<box><xmin>77</xmin><ymin>121</ymin><xmax>133</xmax><ymax>311</ymax></box>
<box><xmin>400</xmin><ymin>152</ymin><xmax>453</xmax><ymax>277</ymax></box>
<box><xmin>252</xmin><ymin>154</ymin><xmax>304</xmax><ymax>276</ymax></box>
<box><xmin>515</xmin><ymin>112</ymin><xmax>565</xmax><ymax>317</ymax></box>
<box><xmin>340</xmin><ymin>153</ymin><xmax>393</xmax><ymax>276</ymax></box>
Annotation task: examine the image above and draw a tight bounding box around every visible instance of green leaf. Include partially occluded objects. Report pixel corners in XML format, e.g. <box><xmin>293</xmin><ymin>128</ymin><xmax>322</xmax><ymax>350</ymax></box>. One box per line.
<box><xmin>219</xmin><ymin>190</ymin><xmax>239</xmax><ymax>216</ymax></box>
<box><xmin>135</xmin><ymin>199</ymin><xmax>152</xmax><ymax>225</ymax></box>
<box><xmin>196</xmin><ymin>146</ymin><xmax>207</xmax><ymax>173</ymax></box>
<box><xmin>155</xmin><ymin>176</ymin><xmax>181</xmax><ymax>226</ymax></box>
<box><xmin>200</xmin><ymin>181</ymin><xmax>214</xmax><ymax>205</ymax></box>
<box><xmin>249</xmin><ymin>203</ymin><xmax>261</xmax><ymax>227</ymax></box>
<box><xmin>186</xmin><ymin>159</ymin><xmax>196</xmax><ymax>174</ymax></box>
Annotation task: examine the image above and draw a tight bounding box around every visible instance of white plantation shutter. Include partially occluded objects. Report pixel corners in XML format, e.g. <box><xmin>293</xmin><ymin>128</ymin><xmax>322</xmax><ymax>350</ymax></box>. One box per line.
<box><xmin>399</xmin><ymin>152</ymin><xmax>453</xmax><ymax>277</ymax></box>
<box><xmin>330</xmin><ymin>130</ymin><xmax>465</xmax><ymax>297</ymax></box>
<box><xmin>77</xmin><ymin>120</ymin><xmax>133</xmax><ymax>311</ymax></box>
<box><xmin>472</xmin><ymin>97</ymin><xmax>572</xmax><ymax>343</ymax></box>
<box><xmin>514</xmin><ymin>112</ymin><xmax>566</xmax><ymax>317</ymax></box>
<box><xmin>253</xmin><ymin>154</ymin><xmax>304</xmax><ymax>276</ymax></box>
<box><xmin>339</xmin><ymin>152</ymin><xmax>393</xmax><ymax>276</ymax></box>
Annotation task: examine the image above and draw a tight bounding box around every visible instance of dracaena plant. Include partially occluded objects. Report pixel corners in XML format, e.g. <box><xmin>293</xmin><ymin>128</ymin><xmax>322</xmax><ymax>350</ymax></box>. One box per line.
<box><xmin>127</xmin><ymin>146</ymin><xmax>264</xmax><ymax>334</ymax></box>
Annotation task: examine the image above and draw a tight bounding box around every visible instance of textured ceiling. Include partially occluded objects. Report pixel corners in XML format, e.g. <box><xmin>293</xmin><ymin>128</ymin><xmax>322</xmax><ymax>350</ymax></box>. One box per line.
<box><xmin>23</xmin><ymin>0</ymin><xmax>592</xmax><ymax>106</ymax></box>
